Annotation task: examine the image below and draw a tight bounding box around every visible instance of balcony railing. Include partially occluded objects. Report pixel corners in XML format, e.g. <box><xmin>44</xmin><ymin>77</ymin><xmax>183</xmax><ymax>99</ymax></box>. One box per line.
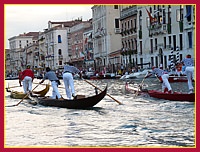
<box><xmin>58</xmin><ymin>55</ymin><xmax>63</xmax><ymax>59</ymax></box>
<box><xmin>120</xmin><ymin>6</ymin><xmax>137</xmax><ymax>20</ymax></box>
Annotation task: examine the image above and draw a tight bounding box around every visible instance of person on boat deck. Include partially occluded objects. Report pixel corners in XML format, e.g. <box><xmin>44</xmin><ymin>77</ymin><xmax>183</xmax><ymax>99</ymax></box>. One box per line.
<box><xmin>145</xmin><ymin>66</ymin><xmax>172</xmax><ymax>94</ymax></box>
<box><xmin>39</xmin><ymin>67</ymin><xmax>63</xmax><ymax>100</ymax></box>
<box><xmin>181</xmin><ymin>54</ymin><xmax>195</xmax><ymax>94</ymax></box>
<box><xmin>63</xmin><ymin>62</ymin><xmax>82</xmax><ymax>100</ymax></box>
<box><xmin>21</xmin><ymin>65</ymin><xmax>34</xmax><ymax>94</ymax></box>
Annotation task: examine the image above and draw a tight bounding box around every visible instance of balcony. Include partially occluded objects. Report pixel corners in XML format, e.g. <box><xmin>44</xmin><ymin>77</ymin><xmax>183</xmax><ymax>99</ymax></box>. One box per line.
<box><xmin>94</xmin><ymin>31</ymin><xmax>103</xmax><ymax>38</ymax></box>
<box><xmin>58</xmin><ymin>55</ymin><xmax>63</xmax><ymax>60</ymax></box>
<box><xmin>149</xmin><ymin>24</ymin><xmax>168</xmax><ymax>36</ymax></box>
<box><xmin>120</xmin><ymin>49</ymin><xmax>137</xmax><ymax>56</ymax></box>
<box><xmin>148</xmin><ymin>23</ymin><xmax>162</xmax><ymax>30</ymax></box>
<box><xmin>114</xmin><ymin>28</ymin><xmax>121</xmax><ymax>34</ymax></box>
<box><xmin>120</xmin><ymin>6</ymin><xmax>137</xmax><ymax>20</ymax></box>
<box><xmin>94</xmin><ymin>28</ymin><xmax>106</xmax><ymax>38</ymax></box>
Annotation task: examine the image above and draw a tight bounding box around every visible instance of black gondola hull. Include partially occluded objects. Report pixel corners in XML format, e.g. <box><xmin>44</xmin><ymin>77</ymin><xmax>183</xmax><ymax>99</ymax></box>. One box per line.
<box><xmin>37</xmin><ymin>86</ymin><xmax>107</xmax><ymax>109</ymax></box>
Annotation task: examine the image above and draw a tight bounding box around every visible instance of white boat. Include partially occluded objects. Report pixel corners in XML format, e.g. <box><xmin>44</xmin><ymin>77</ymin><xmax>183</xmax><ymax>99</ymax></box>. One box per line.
<box><xmin>120</xmin><ymin>69</ymin><xmax>153</xmax><ymax>80</ymax></box>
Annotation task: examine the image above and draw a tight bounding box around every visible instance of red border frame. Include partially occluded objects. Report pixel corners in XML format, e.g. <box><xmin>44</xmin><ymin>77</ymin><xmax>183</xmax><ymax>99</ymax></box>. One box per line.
<box><xmin>2</xmin><ymin>1</ymin><xmax>198</xmax><ymax>152</ymax></box>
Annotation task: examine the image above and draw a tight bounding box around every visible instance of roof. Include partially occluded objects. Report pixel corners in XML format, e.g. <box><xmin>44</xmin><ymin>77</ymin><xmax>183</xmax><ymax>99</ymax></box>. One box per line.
<box><xmin>49</xmin><ymin>20</ymin><xmax>83</xmax><ymax>28</ymax></box>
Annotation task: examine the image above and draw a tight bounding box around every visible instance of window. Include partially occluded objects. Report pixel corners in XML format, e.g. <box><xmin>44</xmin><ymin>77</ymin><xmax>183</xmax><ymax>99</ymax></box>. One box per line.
<box><xmin>176</xmin><ymin>6</ymin><xmax>183</xmax><ymax>22</ymax></box>
<box><xmin>164</xmin><ymin>55</ymin><xmax>167</xmax><ymax>69</ymax></box>
<box><xmin>163</xmin><ymin>9</ymin><xmax>166</xmax><ymax>24</ymax></box>
<box><xmin>131</xmin><ymin>39</ymin><xmax>134</xmax><ymax>50</ymax></box>
<box><xmin>58</xmin><ymin>35</ymin><xmax>62</xmax><ymax>43</ymax></box>
<box><xmin>150</xmin><ymin>39</ymin><xmax>153</xmax><ymax>53</ymax></box>
<box><xmin>130</xmin><ymin>19</ymin><xmax>133</xmax><ymax>28</ymax></box>
<box><xmin>168</xmin><ymin>6</ymin><xmax>171</xmax><ymax>24</ymax></box>
<box><xmin>164</xmin><ymin>37</ymin><xmax>166</xmax><ymax>49</ymax></box>
<box><xmin>168</xmin><ymin>36</ymin><xmax>171</xmax><ymax>48</ymax></box>
<box><xmin>140</xmin><ymin>41</ymin><xmax>142</xmax><ymax>54</ymax></box>
<box><xmin>115</xmin><ymin>19</ymin><xmax>119</xmax><ymax>28</ymax></box>
<box><xmin>155</xmin><ymin>38</ymin><xmax>157</xmax><ymax>50</ymax></box>
<box><xmin>134</xmin><ymin>19</ymin><xmax>137</xmax><ymax>29</ymax></box>
<box><xmin>151</xmin><ymin>57</ymin><xmax>154</xmax><ymax>66</ymax></box>
<box><xmin>114</xmin><ymin>5</ymin><xmax>118</xmax><ymax>9</ymax></box>
<box><xmin>139</xmin><ymin>10</ymin><xmax>142</xmax><ymax>16</ymax></box>
<box><xmin>179</xmin><ymin>34</ymin><xmax>183</xmax><ymax>50</ymax></box>
<box><xmin>58</xmin><ymin>49</ymin><xmax>62</xmax><ymax>55</ymax></box>
<box><xmin>173</xmin><ymin>35</ymin><xmax>176</xmax><ymax>51</ymax></box>
<box><xmin>59</xmin><ymin>61</ymin><xmax>62</xmax><ymax>65</ymax></box>
<box><xmin>188</xmin><ymin>32</ymin><xmax>192</xmax><ymax>48</ymax></box>
<box><xmin>127</xmin><ymin>20</ymin><xmax>130</xmax><ymax>29</ymax></box>
<box><xmin>185</xmin><ymin>5</ymin><xmax>192</xmax><ymax>22</ymax></box>
<box><xmin>155</xmin><ymin>56</ymin><xmax>158</xmax><ymax>67</ymax></box>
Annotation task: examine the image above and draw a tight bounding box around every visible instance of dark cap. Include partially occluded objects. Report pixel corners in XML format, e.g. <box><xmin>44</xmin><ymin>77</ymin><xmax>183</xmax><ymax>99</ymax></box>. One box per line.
<box><xmin>46</xmin><ymin>67</ymin><xmax>51</xmax><ymax>72</ymax></box>
<box><xmin>26</xmin><ymin>65</ymin><xmax>31</xmax><ymax>68</ymax></box>
<box><xmin>65</xmin><ymin>62</ymin><xmax>73</xmax><ymax>66</ymax></box>
<box><xmin>186</xmin><ymin>54</ymin><xmax>191</xmax><ymax>58</ymax></box>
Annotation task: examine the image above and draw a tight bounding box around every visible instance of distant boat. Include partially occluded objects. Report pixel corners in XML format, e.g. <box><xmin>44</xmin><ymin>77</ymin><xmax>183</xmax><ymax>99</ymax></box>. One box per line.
<box><xmin>120</xmin><ymin>69</ymin><xmax>153</xmax><ymax>80</ymax></box>
<box><xmin>5</xmin><ymin>76</ymin><xmax>19</xmax><ymax>80</ymax></box>
<box><xmin>6</xmin><ymin>84</ymin><xmax>50</xmax><ymax>99</ymax></box>
<box><xmin>85</xmin><ymin>73</ymin><xmax>120</xmax><ymax>80</ymax></box>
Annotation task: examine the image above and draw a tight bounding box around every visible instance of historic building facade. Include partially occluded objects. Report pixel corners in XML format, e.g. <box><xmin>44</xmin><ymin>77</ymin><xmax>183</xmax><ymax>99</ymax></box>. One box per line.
<box><xmin>92</xmin><ymin>5</ymin><xmax>122</xmax><ymax>72</ymax></box>
<box><xmin>6</xmin><ymin>5</ymin><xmax>195</xmax><ymax>76</ymax></box>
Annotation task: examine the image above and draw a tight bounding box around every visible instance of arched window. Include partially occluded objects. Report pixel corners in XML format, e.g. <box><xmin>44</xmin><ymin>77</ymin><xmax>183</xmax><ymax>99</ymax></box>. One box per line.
<box><xmin>58</xmin><ymin>35</ymin><xmax>62</xmax><ymax>43</ymax></box>
<box><xmin>58</xmin><ymin>49</ymin><xmax>62</xmax><ymax>55</ymax></box>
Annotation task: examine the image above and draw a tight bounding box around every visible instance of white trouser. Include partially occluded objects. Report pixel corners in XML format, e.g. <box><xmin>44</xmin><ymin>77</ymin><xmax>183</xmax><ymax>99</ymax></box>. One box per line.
<box><xmin>22</xmin><ymin>76</ymin><xmax>32</xmax><ymax>93</ymax></box>
<box><xmin>161</xmin><ymin>74</ymin><xmax>172</xmax><ymax>92</ymax></box>
<box><xmin>185</xmin><ymin>66</ymin><xmax>194</xmax><ymax>91</ymax></box>
<box><xmin>63</xmin><ymin>73</ymin><xmax>75</xmax><ymax>99</ymax></box>
<box><xmin>50</xmin><ymin>81</ymin><xmax>61</xmax><ymax>99</ymax></box>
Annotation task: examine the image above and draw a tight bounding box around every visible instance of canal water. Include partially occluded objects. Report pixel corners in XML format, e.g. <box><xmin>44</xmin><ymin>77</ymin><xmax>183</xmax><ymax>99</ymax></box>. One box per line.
<box><xmin>4</xmin><ymin>78</ymin><xmax>195</xmax><ymax>147</ymax></box>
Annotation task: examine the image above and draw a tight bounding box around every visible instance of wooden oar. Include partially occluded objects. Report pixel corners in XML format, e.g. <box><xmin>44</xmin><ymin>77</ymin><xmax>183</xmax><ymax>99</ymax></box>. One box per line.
<box><xmin>14</xmin><ymin>84</ymin><xmax>40</xmax><ymax>106</ymax></box>
<box><xmin>83</xmin><ymin>79</ymin><xmax>122</xmax><ymax>105</ymax></box>
<box><xmin>134</xmin><ymin>72</ymin><xmax>149</xmax><ymax>98</ymax></box>
<box><xmin>33</xmin><ymin>82</ymin><xmax>66</xmax><ymax>89</ymax></box>
<box><xmin>6</xmin><ymin>85</ymin><xmax>21</xmax><ymax>89</ymax></box>
<box><xmin>6</xmin><ymin>83</ymin><xmax>21</xmax><ymax>89</ymax></box>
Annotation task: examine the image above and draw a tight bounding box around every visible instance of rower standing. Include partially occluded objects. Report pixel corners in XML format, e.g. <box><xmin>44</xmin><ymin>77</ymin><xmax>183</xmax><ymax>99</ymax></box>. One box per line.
<box><xmin>21</xmin><ymin>65</ymin><xmax>34</xmax><ymax>94</ymax></box>
<box><xmin>145</xmin><ymin>66</ymin><xmax>172</xmax><ymax>94</ymax></box>
<box><xmin>39</xmin><ymin>67</ymin><xmax>63</xmax><ymax>100</ymax></box>
<box><xmin>63</xmin><ymin>62</ymin><xmax>82</xmax><ymax>100</ymax></box>
<box><xmin>181</xmin><ymin>54</ymin><xmax>195</xmax><ymax>94</ymax></box>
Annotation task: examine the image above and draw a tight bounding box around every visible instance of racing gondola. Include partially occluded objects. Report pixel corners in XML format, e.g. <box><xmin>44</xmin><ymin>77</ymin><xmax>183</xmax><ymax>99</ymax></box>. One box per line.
<box><xmin>147</xmin><ymin>90</ymin><xmax>195</xmax><ymax>102</ymax></box>
<box><xmin>7</xmin><ymin>84</ymin><xmax>50</xmax><ymax>99</ymax></box>
<box><xmin>33</xmin><ymin>85</ymin><xmax>107</xmax><ymax>109</ymax></box>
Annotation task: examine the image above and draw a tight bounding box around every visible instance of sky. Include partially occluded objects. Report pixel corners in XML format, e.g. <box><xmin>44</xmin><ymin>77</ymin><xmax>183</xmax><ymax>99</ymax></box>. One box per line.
<box><xmin>4</xmin><ymin>4</ymin><xmax>93</xmax><ymax>49</ymax></box>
